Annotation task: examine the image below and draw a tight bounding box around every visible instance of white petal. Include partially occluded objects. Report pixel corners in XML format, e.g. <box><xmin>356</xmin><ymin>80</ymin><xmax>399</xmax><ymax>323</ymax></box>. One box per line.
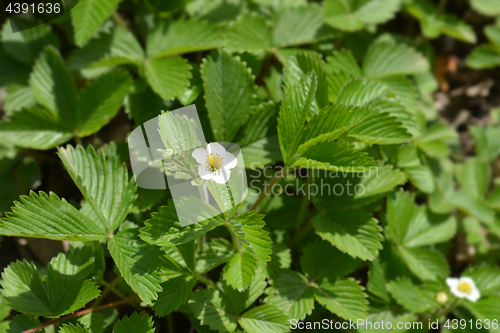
<box><xmin>212</xmin><ymin>169</ymin><xmax>230</xmax><ymax>184</ymax></box>
<box><xmin>460</xmin><ymin>277</ymin><xmax>476</xmax><ymax>287</ymax></box>
<box><xmin>206</xmin><ymin>142</ymin><xmax>226</xmax><ymax>156</ymax></box>
<box><xmin>446</xmin><ymin>278</ymin><xmax>459</xmax><ymax>289</ymax></box>
<box><xmin>467</xmin><ymin>288</ymin><xmax>481</xmax><ymax>302</ymax></box>
<box><xmin>192</xmin><ymin>148</ymin><xmax>208</xmax><ymax>164</ymax></box>
<box><xmin>198</xmin><ymin>165</ymin><xmax>212</xmax><ymax>180</ymax></box>
<box><xmin>223</xmin><ymin>152</ymin><xmax>238</xmax><ymax>169</ymax></box>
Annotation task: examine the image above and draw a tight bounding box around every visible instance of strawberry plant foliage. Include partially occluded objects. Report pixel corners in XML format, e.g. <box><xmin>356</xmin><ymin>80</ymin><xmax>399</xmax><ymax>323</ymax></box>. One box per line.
<box><xmin>0</xmin><ymin>0</ymin><xmax>499</xmax><ymax>332</ymax></box>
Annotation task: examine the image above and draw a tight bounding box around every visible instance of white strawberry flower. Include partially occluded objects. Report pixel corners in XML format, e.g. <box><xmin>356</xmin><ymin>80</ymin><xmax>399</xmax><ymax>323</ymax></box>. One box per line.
<box><xmin>446</xmin><ymin>277</ymin><xmax>480</xmax><ymax>302</ymax></box>
<box><xmin>191</xmin><ymin>142</ymin><xmax>237</xmax><ymax>184</ymax></box>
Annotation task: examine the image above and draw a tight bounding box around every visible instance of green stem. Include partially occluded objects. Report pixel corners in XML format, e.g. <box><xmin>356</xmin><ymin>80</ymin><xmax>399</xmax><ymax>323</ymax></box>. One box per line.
<box><xmin>226</xmin><ymin>224</ymin><xmax>240</xmax><ymax>251</ymax></box>
<box><xmin>112</xmin><ymin>11</ymin><xmax>128</xmax><ymax>30</ymax></box>
<box><xmin>436</xmin><ymin>0</ymin><xmax>448</xmax><ymax>17</ymax></box>
<box><xmin>196</xmin><ymin>273</ymin><xmax>222</xmax><ymax>293</ymax></box>
<box><xmin>93</xmin><ymin>276</ymin><xmax>123</xmax><ymax>308</ymax></box>
<box><xmin>295</xmin><ymin>177</ymin><xmax>310</xmax><ymax>230</ymax></box>
<box><xmin>434</xmin><ymin>298</ymin><xmax>460</xmax><ymax>320</ymax></box>
<box><xmin>290</xmin><ymin>218</ymin><xmax>314</xmax><ymax>247</ymax></box>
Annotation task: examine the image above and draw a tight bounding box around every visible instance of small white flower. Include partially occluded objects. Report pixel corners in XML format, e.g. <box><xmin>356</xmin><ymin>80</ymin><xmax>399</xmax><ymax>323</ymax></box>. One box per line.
<box><xmin>446</xmin><ymin>277</ymin><xmax>480</xmax><ymax>302</ymax></box>
<box><xmin>191</xmin><ymin>142</ymin><xmax>237</xmax><ymax>184</ymax></box>
<box><xmin>436</xmin><ymin>292</ymin><xmax>448</xmax><ymax>305</ymax></box>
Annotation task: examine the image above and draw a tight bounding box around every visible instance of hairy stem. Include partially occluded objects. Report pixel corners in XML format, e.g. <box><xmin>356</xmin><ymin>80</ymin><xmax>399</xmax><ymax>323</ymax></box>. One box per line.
<box><xmin>249</xmin><ymin>174</ymin><xmax>281</xmax><ymax>211</ymax></box>
<box><xmin>25</xmin><ymin>296</ymin><xmax>140</xmax><ymax>333</ymax></box>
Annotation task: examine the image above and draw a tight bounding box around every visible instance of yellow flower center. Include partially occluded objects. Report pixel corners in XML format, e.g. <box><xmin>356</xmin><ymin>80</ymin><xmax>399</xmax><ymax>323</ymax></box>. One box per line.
<box><xmin>458</xmin><ymin>281</ymin><xmax>473</xmax><ymax>294</ymax></box>
<box><xmin>206</xmin><ymin>153</ymin><xmax>223</xmax><ymax>172</ymax></box>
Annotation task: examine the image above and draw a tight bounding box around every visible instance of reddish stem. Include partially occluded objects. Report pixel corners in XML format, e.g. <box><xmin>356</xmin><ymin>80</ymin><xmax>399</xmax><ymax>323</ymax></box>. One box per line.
<box><xmin>24</xmin><ymin>296</ymin><xmax>140</xmax><ymax>333</ymax></box>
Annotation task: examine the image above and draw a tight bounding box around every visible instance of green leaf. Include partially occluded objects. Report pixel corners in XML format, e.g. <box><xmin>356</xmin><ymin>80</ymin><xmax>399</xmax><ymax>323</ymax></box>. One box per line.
<box><xmin>58</xmin><ymin>145</ymin><xmax>136</xmax><ymax>234</ymax></box>
<box><xmin>463</xmin><ymin>297</ymin><xmax>500</xmax><ymax>333</ymax></box>
<box><xmin>226</xmin><ymin>15</ymin><xmax>273</xmax><ymax>53</ymax></box>
<box><xmin>222</xmin><ymin>266</ymin><xmax>268</xmax><ymax>315</ymax></box>
<box><xmin>313</xmin><ymin>210</ymin><xmax>383</xmax><ymax>261</ymax></box>
<box><xmin>140</xmin><ymin>200</ymin><xmax>226</xmax><ymax>247</ymax></box>
<box><xmin>71</xmin><ymin>0</ymin><xmax>123</xmax><ymax>47</ymax></box>
<box><xmin>449</xmin><ymin>189</ymin><xmax>495</xmax><ymax>225</ymax></box>
<box><xmin>404</xmin><ymin>165</ymin><xmax>435</xmax><ymax>193</ymax></box>
<box><xmin>466</xmin><ymin>45</ymin><xmax>500</xmax><ymax>69</ymax></box>
<box><xmin>0</xmin><ymin>248</ymin><xmax>100</xmax><ymax>317</ymax></box>
<box><xmin>357</xmin><ymin>311</ymin><xmax>418</xmax><ymax>333</ymax></box>
<box><xmin>1</xmin><ymin>21</ymin><xmax>59</xmax><ymax>65</ymax></box>
<box><xmin>367</xmin><ymin>260</ymin><xmax>390</xmax><ymax>302</ymax></box>
<box><xmin>456</xmin><ymin>158</ymin><xmax>490</xmax><ymax>198</ymax></box>
<box><xmin>201</xmin><ymin>50</ymin><xmax>255</xmax><ymax>142</ymax></box>
<box><xmin>144</xmin><ymin>57</ymin><xmax>192</xmax><ymax>100</ymax></box>
<box><xmin>283</xmin><ymin>52</ymin><xmax>329</xmax><ymax>109</ymax></box>
<box><xmin>278</xmin><ymin>71</ymin><xmax>318</xmax><ymax>163</ymax></box>
<box><xmin>125</xmin><ymin>78</ymin><xmax>164</xmax><ymax>125</ymax></box>
<box><xmin>229</xmin><ymin>211</ymin><xmax>273</xmax><ymax>264</ymax></box>
<box><xmin>75</xmin><ymin>71</ymin><xmax>132</xmax><ymax>137</ymax></box>
<box><xmin>223</xmin><ymin>252</ymin><xmax>257</xmax><ymax>291</ymax></box>
<box><xmin>265</xmin><ymin>270</ymin><xmax>315</xmax><ymax>320</ymax></box>
<box><xmin>301</xmin><ymin>240</ymin><xmax>360</xmax><ymax>281</ymax></box>
<box><xmin>336</xmin><ymin>77</ymin><xmax>390</xmax><ymax>106</ymax></box>
<box><xmin>59</xmin><ymin>324</ymin><xmax>91</xmax><ymax>333</ymax></box>
<box><xmin>470</xmin><ymin>125</ymin><xmax>500</xmax><ymax>163</ymax></box>
<box><xmin>323</xmin><ymin>0</ymin><xmax>401</xmax><ymax>31</ymax></box>
<box><xmin>398</xmin><ymin>247</ymin><xmax>449</xmax><ymax>281</ymax></box>
<box><xmin>108</xmin><ymin>227</ymin><xmax>166</xmax><ymax>303</ymax></box>
<box><xmin>486</xmin><ymin>26</ymin><xmax>500</xmax><ymax>47</ymax></box>
<box><xmin>0</xmin><ymin>46</ymin><xmax>30</xmax><ymax>86</ymax></box>
<box><xmin>273</xmin><ymin>4</ymin><xmax>338</xmax><ymax>48</ymax></box>
<box><xmin>313</xmin><ymin>277</ymin><xmax>368</xmax><ymax>320</ymax></box>
<box><xmin>386</xmin><ymin>277</ymin><xmax>438</xmax><ymax>313</ymax></box>
<box><xmin>363</xmin><ymin>43</ymin><xmax>429</xmax><ymax>77</ymax></box>
<box><xmin>461</xmin><ymin>265</ymin><xmax>500</xmax><ymax>296</ymax></box>
<box><xmin>0</xmin><ymin>191</ymin><xmax>108</xmax><ymax>240</ymax></box>
<box><xmin>3</xmin><ymin>85</ymin><xmax>35</xmax><ymax>115</ymax></box>
<box><xmin>196</xmin><ymin>238</ymin><xmax>236</xmax><ymax>274</ymax></box>
<box><xmin>146</xmin><ymin>18</ymin><xmax>224</xmax><ymax>58</ymax></box>
<box><xmin>292</xmin><ymin>138</ymin><xmax>379</xmax><ymax>172</ymax></box>
<box><xmin>68</xmin><ymin>26</ymin><xmax>144</xmax><ymax>70</ymax></box>
<box><xmin>188</xmin><ymin>289</ymin><xmax>238</xmax><ymax>333</ymax></box>
<box><xmin>6</xmin><ymin>315</ymin><xmax>45</xmax><ymax>333</ymax></box>
<box><xmin>470</xmin><ymin>0</ymin><xmax>500</xmax><ymax>16</ymax></box>
<box><xmin>113</xmin><ymin>312</ymin><xmax>155</xmax><ymax>333</ymax></box>
<box><xmin>386</xmin><ymin>190</ymin><xmax>456</xmax><ymax>247</ymax></box>
<box><xmin>29</xmin><ymin>47</ymin><xmax>78</xmax><ymax>126</ymax></box>
<box><xmin>238</xmin><ymin>304</ymin><xmax>290</xmax><ymax>333</ymax></box>
<box><xmin>0</xmin><ymin>295</ymin><xmax>10</xmax><ymax>321</ymax></box>
<box><xmin>154</xmin><ymin>275</ymin><xmax>196</xmax><ymax>317</ymax></box>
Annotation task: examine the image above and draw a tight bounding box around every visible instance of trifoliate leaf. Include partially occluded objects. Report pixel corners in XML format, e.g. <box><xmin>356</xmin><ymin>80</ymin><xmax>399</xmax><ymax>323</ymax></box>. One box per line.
<box><xmin>75</xmin><ymin>71</ymin><xmax>132</xmax><ymax>137</ymax></box>
<box><xmin>58</xmin><ymin>145</ymin><xmax>136</xmax><ymax>234</ymax></box>
<box><xmin>398</xmin><ymin>247</ymin><xmax>449</xmax><ymax>281</ymax></box>
<box><xmin>146</xmin><ymin>18</ymin><xmax>224</xmax><ymax>59</ymax></box>
<box><xmin>238</xmin><ymin>304</ymin><xmax>290</xmax><ymax>333</ymax></box>
<box><xmin>144</xmin><ymin>57</ymin><xmax>192</xmax><ymax>100</ymax></box>
<box><xmin>223</xmin><ymin>251</ymin><xmax>257</xmax><ymax>291</ymax></box>
<box><xmin>188</xmin><ymin>289</ymin><xmax>238</xmax><ymax>333</ymax></box>
<box><xmin>313</xmin><ymin>210</ymin><xmax>383</xmax><ymax>261</ymax></box>
<box><xmin>1</xmin><ymin>249</ymin><xmax>100</xmax><ymax>317</ymax></box>
<box><xmin>313</xmin><ymin>277</ymin><xmax>368</xmax><ymax>320</ymax></box>
<box><xmin>153</xmin><ymin>275</ymin><xmax>196</xmax><ymax>317</ymax></box>
<box><xmin>201</xmin><ymin>50</ymin><xmax>255</xmax><ymax>142</ymax></box>
<box><xmin>140</xmin><ymin>199</ymin><xmax>226</xmax><ymax>247</ymax></box>
<box><xmin>363</xmin><ymin>43</ymin><xmax>429</xmax><ymax>77</ymax></box>
<box><xmin>108</xmin><ymin>227</ymin><xmax>166</xmax><ymax>303</ymax></box>
<box><xmin>0</xmin><ymin>191</ymin><xmax>108</xmax><ymax>240</ymax></box>
<box><xmin>323</xmin><ymin>0</ymin><xmax>401</xmax><ymax>32</ymax></box>
<box><xmin>71</xmin><ymin>0</ymin><xmax>123</xmax><ymax>47</ymax></box>
<box><xmin>229</xmin><ymin>211</ymin><xmax>272</xmax><ymax>264</ymax></box>
<box><xmin>265</xmin><ymin>270</ymin><xmax>315</xmax><ymax>320</ymax></box>
<box><xmin>59</xmin><ymin>324</ymin><xmax>91</xmax><ymax>333</ymax></box>
<box><xmin>386</xmin><ymin>277</ymin><xmax>438</xmax><ymax>313</ymax></box>
<box><xmin>113</xmin><ymin>312</ymin><xmax>155</xmax><ymax>333</ymax></box>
